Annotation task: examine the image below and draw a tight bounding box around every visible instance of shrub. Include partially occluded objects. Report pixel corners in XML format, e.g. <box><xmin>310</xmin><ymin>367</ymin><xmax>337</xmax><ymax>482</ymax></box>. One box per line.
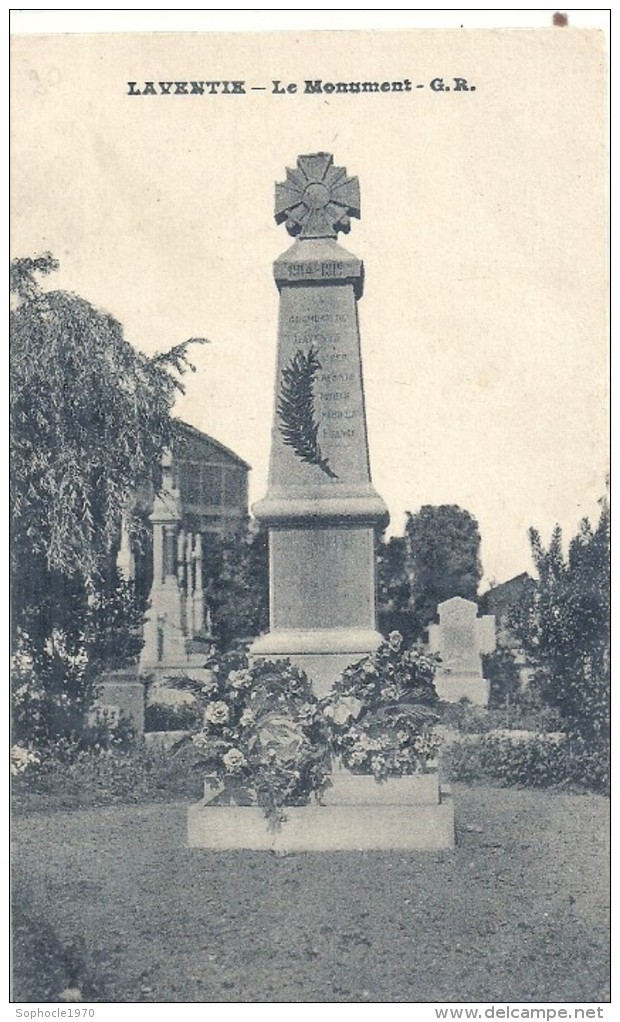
<box><xmin>144</xmin><ymin>701</ymin><xmax>201</xmax><ymax>733</ymax></box>
<box><xmin>483</xmin><ymin>648</ymin><xmax>523</xmax><ymax>707</ymax></box>
<box><xmin>12</xmin><ymin>650</ymin><xmax>138</xmax><ymax>772</ymax></box>
<box><xmin>443</xmin><ymin>731</ymin><xmax>609</xmax><ymax>795</ymax></box>
<box><xmin>404</xmin><ymin>505</ymin><xmax>482</xmax><ymax>638</ymax></box>
<box><xmin>202</xmin><ymin>524</ymin><xmax>269</xmax><ymax>649</ymax></box>
<box><xmin>513</xmin><ymin>504</ymin><xmax>610</xmax><ymax>744</ymax></box>
<box><xmin>11</xmin><ymin>739</ymin><xmax>204</xmax><ymax>813</ymax></box>
<box><xmin>437</xmin><ymin>699</ymin><xmax>563</xmax><ymax>735</ymax></box>
<box><xmin>11</xmin><ymin>578</ymin><xmax>144</xmax><ymax>755</ymax></box>
<box><xmin>562</xmin><ymin>735</ymin><xmax>610</xmax><ymax>794</ymax></box>
<box><xmin>11</xmin><ymin>644</ymin><xmax>98</xmax><ymax>752</ymax></box>
<box><xmin>323</xmin><ymin>632</ymin><xmax>440</xmax><ymax>780</ymax></box>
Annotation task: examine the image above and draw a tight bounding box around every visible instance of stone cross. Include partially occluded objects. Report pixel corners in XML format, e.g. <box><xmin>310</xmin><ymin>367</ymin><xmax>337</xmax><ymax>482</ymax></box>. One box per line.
<box><xmin>274</xmin><ymin>152</ymin><xmax>360</xmax><ymax>239</ymax></box>
<box><xmin>251</xmin><ymin>153</ymin><xmax>388</xmax><ymax>697</ymax></box>
<box><xmin>427</xmin><ymin>596</ymin><xmax>496</xmax><ymax>706</ymax></box>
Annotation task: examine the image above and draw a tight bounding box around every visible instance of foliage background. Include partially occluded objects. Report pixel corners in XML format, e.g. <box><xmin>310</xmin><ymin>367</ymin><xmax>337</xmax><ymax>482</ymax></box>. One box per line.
<box><xmin>10</xmin><ymin>255</ymin><xmax>203</xmax><ymax>744</ymax></box>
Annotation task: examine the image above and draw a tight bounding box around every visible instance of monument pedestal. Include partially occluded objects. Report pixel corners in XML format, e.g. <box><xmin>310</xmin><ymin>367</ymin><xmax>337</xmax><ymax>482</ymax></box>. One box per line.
<box><xmin>250</xmin><ymin>631</ymin><xmax>383</xmax><ymax>700</ymax></box>
<box><xmin>187</xmin><ymin>772</ymin><xmax>455</xmax><ymax>852</ymax></box>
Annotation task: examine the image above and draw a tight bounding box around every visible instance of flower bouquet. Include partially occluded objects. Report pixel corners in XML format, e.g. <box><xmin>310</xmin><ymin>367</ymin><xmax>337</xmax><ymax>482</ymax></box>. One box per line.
<box><xmin>323</xmin><ymin>632</ymin><xmax>441</xmax><ymax>781</ymax></box>
<box><xmin>187</xmin><ymin>651</ymin><xmax>330</xmax><ymax>827</ymax></box>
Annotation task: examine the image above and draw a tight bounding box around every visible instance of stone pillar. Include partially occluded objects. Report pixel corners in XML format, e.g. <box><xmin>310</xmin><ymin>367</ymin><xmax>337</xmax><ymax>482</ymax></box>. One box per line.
<box><xmin>193</xmin><ymin>533</ymin><xmax>205</xmax><ymax>637</ymax></box>
<box><xmin>177</xmin><ymin>528</ymin><xmax>186</xmax><ymax>589</ymax></box>
<box><xmin>139</xmin><ymin>451</ymin><xmax>187</xmax><ymax>677</ymax></box>
<box><xmin>251</xmin><ymin>153</ymin><xmax>388</xmax><ymax>697</ymax></box>
<box><xmin>116</xmin><ymin>511</ymin><xmax>135</xmax><ymax>581</ymax></box>
<box><xmin>182</xmin><ymin>535</ymin><xmax>193</xmax><ymax>637</ymax></box>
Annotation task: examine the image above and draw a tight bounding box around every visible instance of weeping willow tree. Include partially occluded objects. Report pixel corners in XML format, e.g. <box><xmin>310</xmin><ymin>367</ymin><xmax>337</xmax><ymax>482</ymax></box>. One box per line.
<box><xmin>10</xmin><ymin>253</ymin><xmax>206</xmax><ymax>743</ymax></box>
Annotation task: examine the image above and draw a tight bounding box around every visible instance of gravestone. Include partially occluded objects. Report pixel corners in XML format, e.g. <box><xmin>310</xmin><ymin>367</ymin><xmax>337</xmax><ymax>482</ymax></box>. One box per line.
<box><xmin>428</xmin><ymin>596</ymin><xmax>496</xmax><ymax>705</ymax></box>
<box><xmin>92</xmin><ymin>669</ymin><xmax>145</xmax><ymax>733</ymax></box>
<box><xmin>250</xmin><ymin>153</ymin><xmax>389</xmax><ymax>697</ymax></box>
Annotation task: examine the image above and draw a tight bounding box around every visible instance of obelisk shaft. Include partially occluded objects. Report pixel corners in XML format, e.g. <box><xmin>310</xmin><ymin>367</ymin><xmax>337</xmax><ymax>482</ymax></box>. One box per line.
<box><xmin>251</xmin><ymin>154</ymin><xmax>388</xmax><ymax>696</ymax></box>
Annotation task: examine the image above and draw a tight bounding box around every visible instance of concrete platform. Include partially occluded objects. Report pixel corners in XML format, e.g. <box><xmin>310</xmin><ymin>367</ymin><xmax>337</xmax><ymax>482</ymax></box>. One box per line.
<box><xmin>187</xmin><ymin>776</ymin><xmax>455</xmax><ymax>852</ymax></box>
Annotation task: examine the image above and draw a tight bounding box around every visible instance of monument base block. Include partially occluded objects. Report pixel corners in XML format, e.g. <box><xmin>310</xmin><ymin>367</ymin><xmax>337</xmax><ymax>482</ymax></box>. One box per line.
<box><xmin>249</xmin><ymin>627</ymin><xmax>382</xmax><ymax>698</ymax></box>
<box><xmin>434</xmin><ymin>672</ymin><xmax>490</xmax><ymax>707</ymax></box>
<box><xmin>187</xmin><ymin>774</ymin><xmax>455</xmax><ymax>852</ymax></box>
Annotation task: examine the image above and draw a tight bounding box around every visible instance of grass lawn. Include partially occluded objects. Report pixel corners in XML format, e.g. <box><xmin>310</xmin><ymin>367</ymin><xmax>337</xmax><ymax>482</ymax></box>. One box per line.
<box><xmin>11</xmin><ymin>784</ymin><xmax>609</xmax><ymax>1003</ymax></box>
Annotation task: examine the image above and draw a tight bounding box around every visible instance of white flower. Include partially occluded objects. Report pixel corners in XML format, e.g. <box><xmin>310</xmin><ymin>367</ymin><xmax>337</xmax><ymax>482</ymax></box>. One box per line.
<box><xmin>362</xmin><ymin>661</ymin><xmax>378</xmax><ymax>676</ymax></box>
<box><xmin>191</xmin><ymin>733</ymin><xmax>212</xmax><ymax>755</ymax></box>
<box><xmin>296</xmin><ymin>701</ymin><xmax>315</xmax><ymax>721</ymax></box>
<box><xmin>351</xmin><ymin>733</ymin><xmax>377</xmax><ymax>753</ymax></box>
<box><xmin>329</xmin><ymin>696</ymin><xmax>363</xmax><ymax>726</ymax></box>
<box><xmin>203</xmin><ymin>701</ymin><xmax>230</xmax><ymax>726</ymax></box>
<box><xmin>388</xmin><ymin>630</ymin><xmax>403</xmax><ymax>652</ymax></box>
<box><xmin>228</xmin><ymin>669</ymin><xmax>251</xmax><ymax>689</ymax></box>
<box><xmin>222</xmin><ymin>748</ymin><xmax>247</xmax><ymax>772</ymax></box>
<box><xmin>10</xmin><ymin>745</ymin><xmax>40</xmax><ymax>775</ymax></box>
<box><xmin>239</xmin><ymin>708</ymin><xmax>255</xmax><ymax>727</ymax></box>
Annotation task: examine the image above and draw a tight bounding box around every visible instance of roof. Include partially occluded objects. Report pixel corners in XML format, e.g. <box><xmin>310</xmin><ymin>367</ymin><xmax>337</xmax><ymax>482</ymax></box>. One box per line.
<box><xmin>479</xmin><ymin>573</ymin><xmax>535</xmax><ymax>614</ymax></box>
<box><xmin>172</xmin><ymin>419</ymin><xmax>251</xmax><ymax>471</ymax></box>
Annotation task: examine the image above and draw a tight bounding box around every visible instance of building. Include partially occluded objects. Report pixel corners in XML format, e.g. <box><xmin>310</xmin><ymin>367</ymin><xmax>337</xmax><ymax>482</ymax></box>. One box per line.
<box><xmin>479</xmin><ymin>573</ymin><xmax>534</xmax><ymax>648</ymax></box>
<box><xmin>117</xmin><ymin>420</ymin><xmax>250</xmax><ymax>684</ymax></box>
<box><xmin>478</xmin><ymin>573</ymin><xmax>536</xmax><ymax>691</ymax></box>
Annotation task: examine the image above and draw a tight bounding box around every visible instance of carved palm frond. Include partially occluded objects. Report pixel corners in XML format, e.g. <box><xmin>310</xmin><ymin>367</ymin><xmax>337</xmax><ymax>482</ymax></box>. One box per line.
<box><xmin>277</xmin><ymin>346</ymin><xmax>337</xmax><ymax>478</ymax></box>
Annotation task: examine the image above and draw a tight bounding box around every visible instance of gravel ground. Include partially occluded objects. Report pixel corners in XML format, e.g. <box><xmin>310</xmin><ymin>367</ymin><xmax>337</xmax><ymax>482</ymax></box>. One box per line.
<box><xmin>11</xmin><ymin>785</ymin><xmax>610</xmax><ymax>1003</ymax></box>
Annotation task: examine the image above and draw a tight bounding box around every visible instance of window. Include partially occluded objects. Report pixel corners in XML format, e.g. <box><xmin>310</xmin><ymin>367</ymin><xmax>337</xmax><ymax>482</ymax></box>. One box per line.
<box><xmin>223</xmin><ymin>467</ymin><xmax>246</xmax><ymax>508</ymax></box>
<box><xmin>202</xmin><ymin>464</ymin><xmax>223</xmax><ymax>505</ymax></box>
<box><xmin>178</xmin><ymin>461</ymin><xmax>200</xmax><ymax>503</ymax></box>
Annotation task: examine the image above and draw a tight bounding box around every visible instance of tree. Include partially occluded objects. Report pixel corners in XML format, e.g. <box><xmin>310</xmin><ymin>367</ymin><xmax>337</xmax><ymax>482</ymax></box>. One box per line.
<box><xmin>376</xmin><ymin>535</ymin><xmax>416</xmax><ymax>642</ymax></box>
<box><xmin>202</xmin><ymin>522</ymin><xmax>269</xmax><ymax>650</ymax></box>
<box><xmin>10</xmin><ymin>253</ymin><xmax>205</xmax><ymax>742</ymax></box>
<box><xmin>514</xmin><ymin>497</ymin><xmax>610</xmax><ymax>743</ymax></box>
<box><xmin>405</xmin><ymin>505</ymin><xmax>482</xmax><ymax>637</ymax></box>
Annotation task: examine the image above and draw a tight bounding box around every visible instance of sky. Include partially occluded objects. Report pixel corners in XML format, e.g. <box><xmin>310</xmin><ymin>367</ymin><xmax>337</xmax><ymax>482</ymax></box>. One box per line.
<box><xmin>10</xmin><ymin>24</ymin><xmax>608</xmax><ymax>587</ymax></box>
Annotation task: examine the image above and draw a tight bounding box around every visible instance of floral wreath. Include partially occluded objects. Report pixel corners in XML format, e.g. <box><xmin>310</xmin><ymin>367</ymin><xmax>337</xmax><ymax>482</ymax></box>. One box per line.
<box><xmin>322</xmin><ymin>632</ymin><xmax>441</xmax><ymax>781</ymax></box>
<box><xmin>187</xmin><ymin>651</ymin><xmax>330</xmax><ymax>827</ymax></box>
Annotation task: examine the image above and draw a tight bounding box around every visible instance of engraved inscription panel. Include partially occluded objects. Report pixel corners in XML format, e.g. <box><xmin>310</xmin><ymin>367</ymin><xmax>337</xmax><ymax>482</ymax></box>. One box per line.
<box><xmin>274</xmin><ymin>284</ymin><xmax>371</xmax><ymax>484</ymax></box>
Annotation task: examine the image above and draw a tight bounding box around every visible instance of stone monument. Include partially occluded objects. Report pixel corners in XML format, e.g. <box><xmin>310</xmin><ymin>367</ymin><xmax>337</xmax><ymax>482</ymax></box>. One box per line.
<box><xmin>140</xmin><ymin>451</ymin><xmax>211</xmax><ymax>698</ymax></box>
<box><xmin>250</xmin><ymin>152</ymin><xmax>389</xmax><ymax>697</ymax></box>
<box><xmin>428</xmin><ymin>596</ymin><xmax>496</xmax><ymax>705</ymax></box>
<box><xmin>188</xmin><ymin>154</ymin><xmax>455</xmax><ymax>851</ymax></box>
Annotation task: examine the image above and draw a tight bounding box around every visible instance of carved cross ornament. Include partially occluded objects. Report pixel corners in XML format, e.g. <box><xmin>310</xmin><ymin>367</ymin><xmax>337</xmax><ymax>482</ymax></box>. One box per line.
<box><xmin>275</xmin><ymin>153</ymin><xmax>360</xmax><ymax>239</ymax></box>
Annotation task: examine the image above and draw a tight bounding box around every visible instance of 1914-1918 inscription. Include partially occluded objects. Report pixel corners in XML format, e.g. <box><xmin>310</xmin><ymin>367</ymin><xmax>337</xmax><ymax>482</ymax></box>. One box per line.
<box><xmin>286</xmin><ymin>261</ymin><xmax>346</xmax><ymax>280</ymax></box>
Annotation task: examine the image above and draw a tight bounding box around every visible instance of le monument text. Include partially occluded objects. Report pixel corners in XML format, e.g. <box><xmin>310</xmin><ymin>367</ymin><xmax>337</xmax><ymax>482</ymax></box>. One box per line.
<box><xmin>126</xmin><ymin>77</ymin><xmax>476</xmax><ymax>96</ymax></box>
